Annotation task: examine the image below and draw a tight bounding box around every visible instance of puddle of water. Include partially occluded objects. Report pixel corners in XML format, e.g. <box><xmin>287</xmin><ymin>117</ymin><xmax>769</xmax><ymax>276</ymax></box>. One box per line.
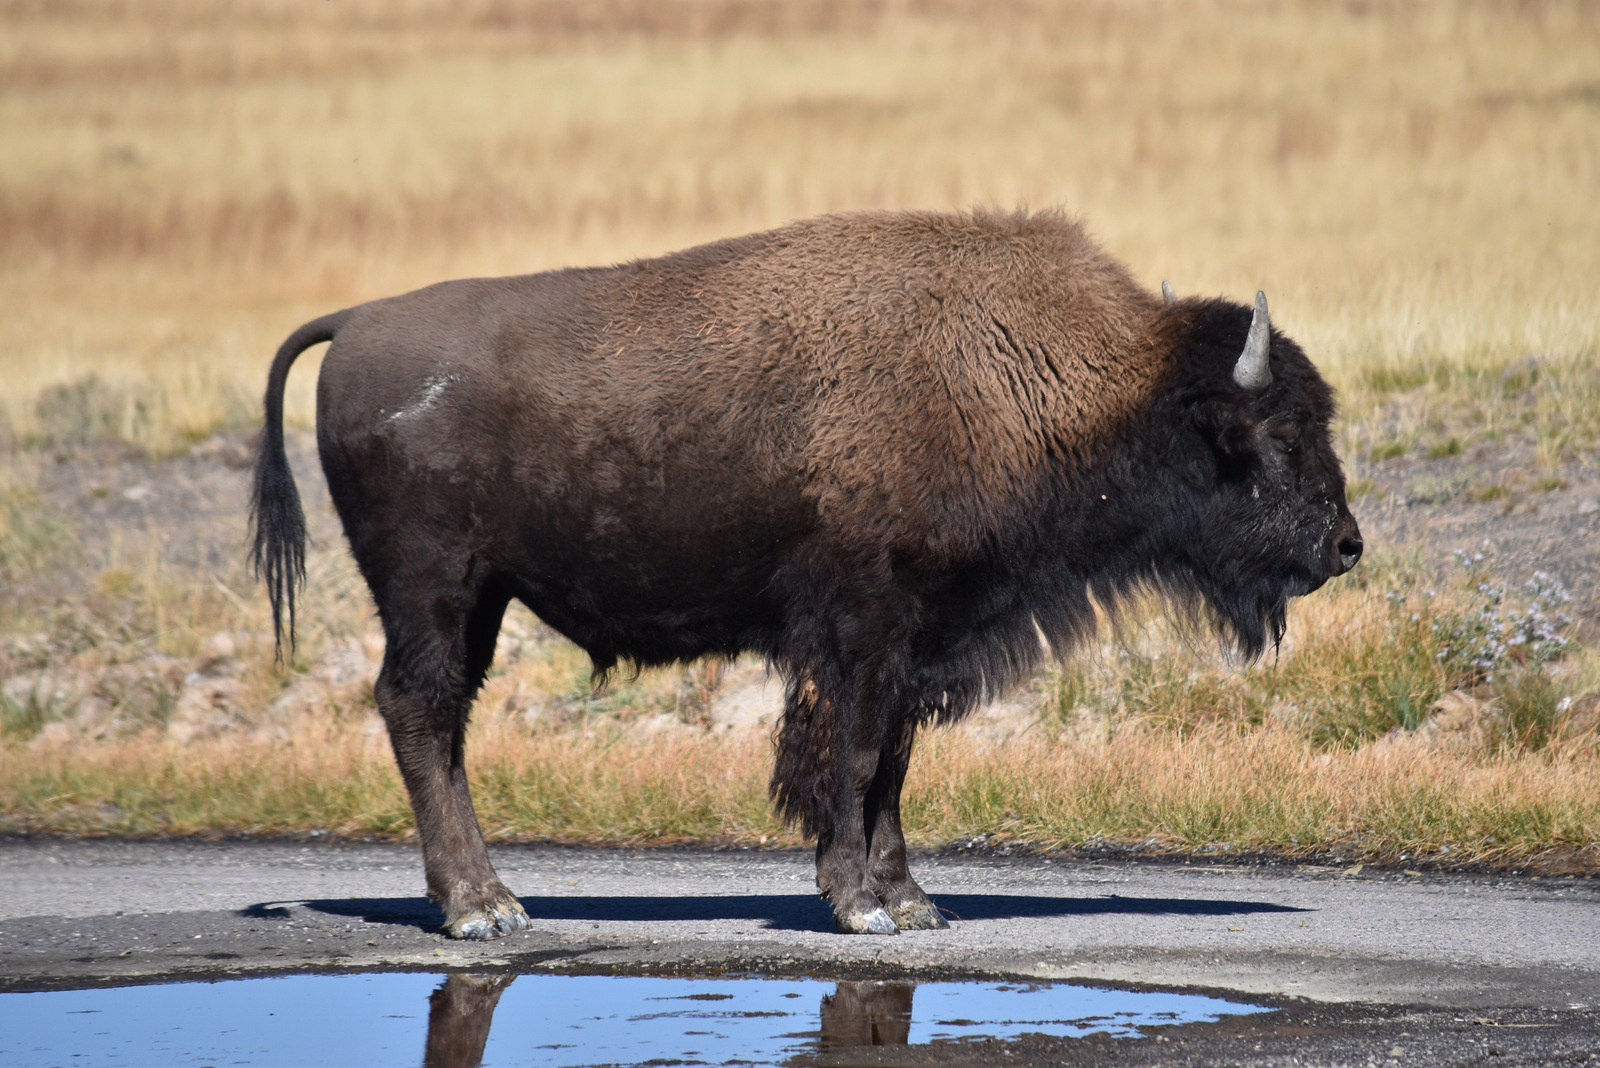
<box><xmin>0</xmin><ymin>972</ymin><xmax>1266</xmax><ymax>1067</ymax></box>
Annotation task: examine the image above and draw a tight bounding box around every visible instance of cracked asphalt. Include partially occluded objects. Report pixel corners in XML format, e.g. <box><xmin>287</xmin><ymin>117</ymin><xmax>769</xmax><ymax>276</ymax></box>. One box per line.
<box><xmin>2</xmin><ymin>838</ymin><xmax>1598</xmax><ymax>1065</ymax></box>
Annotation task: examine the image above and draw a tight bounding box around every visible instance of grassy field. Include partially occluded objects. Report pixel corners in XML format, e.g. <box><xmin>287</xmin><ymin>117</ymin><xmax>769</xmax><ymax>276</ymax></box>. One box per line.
<box><xmin>5</xmin><ymin>0</ymin><xmax>1600</xmax><ymax>452</ymax></box>
<box><xmin>2</xmin><ymin>0</ymin><xmax>1599</xmax><ymax>864</ymax></box>
<box><xmin>4</xmin><ymin>555</ymin><xmax>1598</xmax><ymax>869</ymax></box>
<box><xmin>6</xmin><ymin>713</ymin><xmax>1600</xmax><ymax>871</ymax></box>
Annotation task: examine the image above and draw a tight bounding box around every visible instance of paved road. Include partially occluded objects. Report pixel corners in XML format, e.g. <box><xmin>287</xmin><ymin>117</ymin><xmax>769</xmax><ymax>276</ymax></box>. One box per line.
<box><xmin>3</xmin><ymin>839</ymin><xmax>1598</xmax><ymax>1064</ymax></box>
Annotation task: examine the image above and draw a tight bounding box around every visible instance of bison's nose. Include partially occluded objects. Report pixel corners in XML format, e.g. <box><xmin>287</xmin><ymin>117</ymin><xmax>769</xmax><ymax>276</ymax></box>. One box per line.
<box><xmin>1326</xmin><ymin>512</ymin><xmax>1363</xmax><ymax>577</ymax></box>
<box><xmin>1334</xmin><ymin>533</ymin><xmax>1363</xmax><ymax>575</ymax></box>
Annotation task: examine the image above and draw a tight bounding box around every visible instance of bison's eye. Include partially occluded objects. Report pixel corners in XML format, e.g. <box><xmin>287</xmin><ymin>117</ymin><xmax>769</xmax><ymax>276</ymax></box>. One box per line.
<box><xmin>1269</xmin><ymin>425</ymin><xmax>1301</xmax><ymax>453</ymax></box>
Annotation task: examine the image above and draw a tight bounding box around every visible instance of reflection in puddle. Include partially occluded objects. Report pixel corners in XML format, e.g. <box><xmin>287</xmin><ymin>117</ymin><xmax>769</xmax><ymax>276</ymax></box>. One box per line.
<box><xmin>820</xmin><ymin>980</ymin><xmax>912</xmax><ymax>1047</ymax></box>
<box><xmin>0</xmin><ymin>972</ymin><xmax>1265</xmax><ymax>1067</ymax></box>
<box><xmin>427</xmin><ymin>974</ymin><xmax>514</xmax><ymax>1068</ymax></box>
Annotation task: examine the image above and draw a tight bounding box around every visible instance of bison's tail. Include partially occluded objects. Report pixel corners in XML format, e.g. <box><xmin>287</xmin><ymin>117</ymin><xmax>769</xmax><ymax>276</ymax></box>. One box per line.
<box><xmin>250</xmin><ymin>309</ymin><xmax>351</xmax><ymax>661</ymax></box>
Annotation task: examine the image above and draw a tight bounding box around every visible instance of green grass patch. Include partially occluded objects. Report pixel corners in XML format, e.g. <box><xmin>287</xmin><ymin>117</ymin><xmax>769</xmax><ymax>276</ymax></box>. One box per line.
<box><xmin>0</xmin><ymin>484</ymin><xmax>76</xmax><ymax>588</ymax></box>
<box><xmin>1425</xmin><ymin>436</ymin><xmax>1465</xmax><ymax>459</ymax></box>
<box><xmin>1345</xmin><ymin>476</ymin><xmax>1378</xmax><ymax>500</ymax></box>
<box><xmin>1367</xmin><ymin>439</ymin><xmax>1409</xmax><ymax>462</ymax></box>
<box><xmin>1404</xmin><ymin>472</ymin><xmax>1471</xmax><ymax>504</ymax></box>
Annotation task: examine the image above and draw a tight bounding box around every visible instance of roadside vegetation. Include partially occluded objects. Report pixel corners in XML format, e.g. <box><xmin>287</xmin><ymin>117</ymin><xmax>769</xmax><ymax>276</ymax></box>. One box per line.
<box><xmin>2</xmin><ymin>0</ymin><xmax>1597</xmax><ymax>868</ymax></box>
<box><xmin>4</xmin><ymin>540</ymin><xmax>1597</xmax><ymax>868</ymax></box>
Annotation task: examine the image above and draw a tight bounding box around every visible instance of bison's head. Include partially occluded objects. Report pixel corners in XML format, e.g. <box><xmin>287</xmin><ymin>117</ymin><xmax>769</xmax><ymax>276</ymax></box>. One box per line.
<box><xmin>1153</xmin><ymin>289</ymin><xmax>1363</xmax><ymax>658</ymax></box>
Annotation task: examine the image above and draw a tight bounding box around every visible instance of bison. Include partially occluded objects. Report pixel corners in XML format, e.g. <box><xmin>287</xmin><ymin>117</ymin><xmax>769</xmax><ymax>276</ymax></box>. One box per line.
<box><xmin>252</xmin><ymin>209</ymin><xmax>1362</xmax><ymax>938</ymax></box>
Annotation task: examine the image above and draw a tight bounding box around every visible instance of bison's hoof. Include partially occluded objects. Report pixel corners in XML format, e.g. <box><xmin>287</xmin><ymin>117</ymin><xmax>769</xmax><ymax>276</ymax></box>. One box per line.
<box><xmin>836</xmin><ymin>907</ymin><xmax>899</xmax><ymax>935</ymax></box>
<box><xmin>447</xmin><ymin>900</ymin><xmax>530</xmax><ymax>940</ymax></box>
<box><xmin>887</xmin><ymin>899</ymin><xmax>949</xmax><ymax>930</ymax></box>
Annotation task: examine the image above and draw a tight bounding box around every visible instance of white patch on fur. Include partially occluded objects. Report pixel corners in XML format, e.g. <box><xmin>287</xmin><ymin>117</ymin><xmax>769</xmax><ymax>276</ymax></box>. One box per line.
<box><xmin>386</xmin><ymin>371</ymin><xmax>460</xmax><ymax>423</ymax></box>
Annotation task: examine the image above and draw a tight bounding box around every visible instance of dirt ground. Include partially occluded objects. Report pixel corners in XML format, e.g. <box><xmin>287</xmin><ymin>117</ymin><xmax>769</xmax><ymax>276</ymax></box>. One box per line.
<box><xmin>1356</xmin><ymin>436</ymin><xmax>1600</xmax><ymax>637</ymax></box>
<box><xmin>30</xmin><ymin>430</ymin><xmax>324</xmax><ymax>591</ymax></box>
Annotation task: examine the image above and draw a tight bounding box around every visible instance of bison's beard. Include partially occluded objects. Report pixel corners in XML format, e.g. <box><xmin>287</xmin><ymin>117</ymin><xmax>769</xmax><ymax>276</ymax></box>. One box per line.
<box><xmin>1088</xmin><ymin>559</ymin><xmax>1303</xmax><ymax>666</ymax></box>
<box><xmin>1180</xmin><ymin>568</ymin><xmax>1306</xmax><ymax>663</ymax></box>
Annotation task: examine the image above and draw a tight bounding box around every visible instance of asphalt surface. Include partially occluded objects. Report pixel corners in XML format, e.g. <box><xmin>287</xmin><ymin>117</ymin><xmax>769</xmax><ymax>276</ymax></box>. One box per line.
<box><xmin>2</xmin><ymin>838</ymin><xmax>1599</xmax><ymax>1065</ymax></box>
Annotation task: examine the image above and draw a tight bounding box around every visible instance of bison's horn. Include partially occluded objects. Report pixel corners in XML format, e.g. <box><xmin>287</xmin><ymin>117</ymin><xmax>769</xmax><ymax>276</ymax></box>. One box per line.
<box><xmin>1233</xmin><ymin>290</ymin><xmax>1272</xmax><ymax>392</ymax></box>
<box><xmin>1161</xmin><ymin>280</ymin><xmax>1176</xmax><ymax>304</ymax></box>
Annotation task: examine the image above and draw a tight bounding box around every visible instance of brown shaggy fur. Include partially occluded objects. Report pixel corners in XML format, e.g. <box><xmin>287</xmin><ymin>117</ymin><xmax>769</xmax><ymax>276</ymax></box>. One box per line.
<box><xmin>542</xmin><ymin>210</ymin><xmax>1169</xmax><ymax>563</ymax></box>
<box><xmin>254</xmin><ymin>209</ymin><xmax>1360</xmax><ymax>937</ymax></box>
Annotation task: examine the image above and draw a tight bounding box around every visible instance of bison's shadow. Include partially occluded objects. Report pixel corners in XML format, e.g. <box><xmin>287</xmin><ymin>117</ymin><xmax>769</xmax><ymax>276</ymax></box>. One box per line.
<box><xmin>267</xmin><ymin>892</ymin><xmax>1308</xmax><ymax>934</ymax></box>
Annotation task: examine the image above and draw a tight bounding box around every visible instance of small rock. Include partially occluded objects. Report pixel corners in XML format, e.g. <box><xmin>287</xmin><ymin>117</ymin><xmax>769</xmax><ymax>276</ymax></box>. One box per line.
<box><xmin>707</xmin><ymin>661</ymin><xmax>783</xmax><ymax>732</ymax></box>
<box><xmin>1425</xmin><ymin>689</ymin><xmax>1494</xmax><ymax>734</ymax></box>
<box><xmin>957</xmin><ymin>697</ymin><xmax>1045</xmax><ymax>745</ymax></box>
<box><xmin>1266</xmin><ymin>699</ymin><xmax>1307</xmax><ymax>729</ymax></box>
<box><xmin>123</xmin><ymin>484</ymin><xmax>152</xmax><ymax>501</ymax></box>
<box><xmin>1374</xmin><ymin>689</ymin><xmax>1499</xmax><ymax>752</ymax></box>
<box><xmin>313</xmin><ymin>640</ymin><xmax>376</xmax><ymax>686</ymax></box>
<box><xmin>30</xmin><ymin>721</ymin><xmax>76</xmax><ymax>747</ymax></box>
<box><xmin>1058</xmin><ymin>704</ymin><xmax>1116</xmax><ymax>747</ymax></box>
<box><xmin>1577</xmin><ymin>498</ymin><xmax>1599</xmax><ymax>516</ymax></box>
<box><xmin>1499</xmin><ymin>355</ymin><xmax>1542</xmax><ymax>384</ymax></box>
<box><xmin>168</xmin><ymin>675</ymin><xmax>243</xmax><ymax>742</ymax></box>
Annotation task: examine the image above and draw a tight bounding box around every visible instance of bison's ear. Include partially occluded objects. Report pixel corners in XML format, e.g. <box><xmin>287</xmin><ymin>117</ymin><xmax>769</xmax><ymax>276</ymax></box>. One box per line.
<box><xmin>1214</xmin><ymin>409</ymin><xmax>1259</xmax><ymax>458</ymax></box>
<box><xmin>1190</xmin><ymin>395</ymin><xmax>1260</xmax><ymax>469</ymax></box>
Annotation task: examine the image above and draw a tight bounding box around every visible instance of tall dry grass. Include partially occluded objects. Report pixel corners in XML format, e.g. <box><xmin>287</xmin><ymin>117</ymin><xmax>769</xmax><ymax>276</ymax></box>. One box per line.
<box><xmin>2</xmin><ymin>0</ymin><xmax>1598</xmax><ymax>451</ymax></box>
<box><xmin>3</xmin><ymin>540</ymin><xmax>1596</xmax><ymax>860</ymax></box>
<box><xmin>4</xmin><ymin>711</ymin><xmax>1596</xmax><ymax>869</ymax></box>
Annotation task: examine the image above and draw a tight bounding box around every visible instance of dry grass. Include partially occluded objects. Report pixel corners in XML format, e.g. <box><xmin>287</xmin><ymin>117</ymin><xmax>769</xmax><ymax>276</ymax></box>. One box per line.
<box><xmin>2</xmin><ymin>0</ymin><xmax>1598</xmax><ymax>451</ymax></box>
<box><xmin>1044</xmin><ymin>545</ymin><xmax>1584</xmax><ymax>750</ymax></box>
<box><xmin>3</xmin><ymin>541</ymin><xmax>1596</xmax><ymax>862</ymax></box>
<box><xmin>4</xmin><ymin>711</ymin><xmax>1596</xmax><ymax>871</ymax></box>
<box><xmin>2</xmin><ymin>0</ymin><xmax>1599</xmax><ymax>860</ymax></box>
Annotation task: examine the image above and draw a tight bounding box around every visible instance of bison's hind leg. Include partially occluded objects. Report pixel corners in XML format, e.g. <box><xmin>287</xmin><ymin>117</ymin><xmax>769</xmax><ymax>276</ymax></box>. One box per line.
<box><xmin>374</xmin><ymin>577</ymin><xmax>529</xmax><ymax>940</ymax></box>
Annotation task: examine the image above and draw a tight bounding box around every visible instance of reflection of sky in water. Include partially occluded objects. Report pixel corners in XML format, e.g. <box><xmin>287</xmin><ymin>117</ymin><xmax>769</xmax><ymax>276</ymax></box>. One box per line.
<box><xmin>907</xmin><ymin>982</ymin><xmax>1232</xmax><ymax>1042</ymax></box>
<box><xmin>0</xmin><ymin>973</ymin><xmax>1265</xmax><ymax>1067</ymax></box>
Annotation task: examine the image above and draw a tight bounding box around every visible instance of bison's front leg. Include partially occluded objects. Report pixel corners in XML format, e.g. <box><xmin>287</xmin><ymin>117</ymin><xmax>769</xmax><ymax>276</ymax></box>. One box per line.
<box><xmin>865</xmin><ymin>718</ymin><xmax>947</xmax><ymax>930</ymax></box>
<box><xmin>376</xmin><ymin>637</ymin><xmax>528</xmax><ymax>940</ymax></box>
<box><xmin>424</xmin><ymin>973</ymin><xmax>515</xmax><ymax>1068</ymax></box>
<box><xmin>815</xmin><ymin>742</ymin><xmax>899</xmax><ymax>934</ymax></box>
